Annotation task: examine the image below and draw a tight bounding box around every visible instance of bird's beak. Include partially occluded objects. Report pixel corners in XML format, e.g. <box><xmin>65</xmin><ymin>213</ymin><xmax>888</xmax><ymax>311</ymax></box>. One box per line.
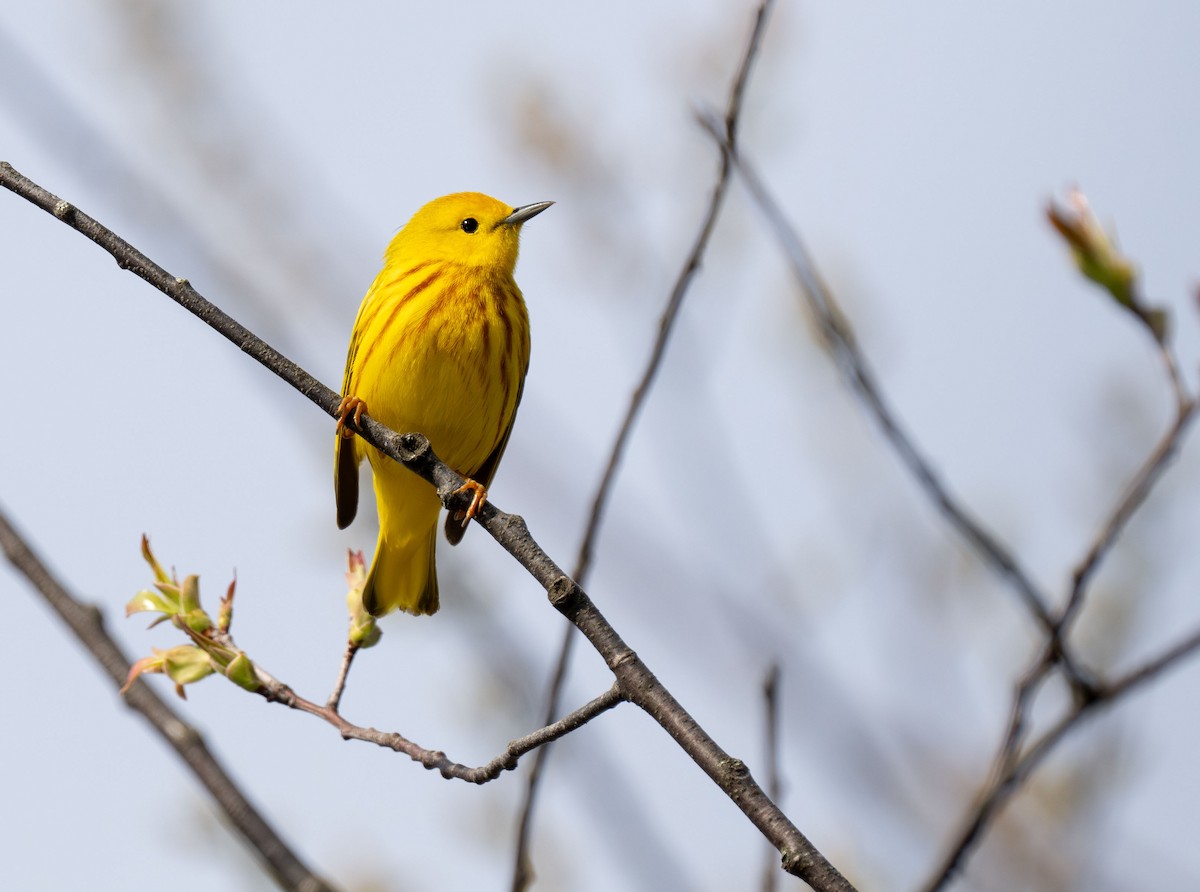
<box><xmin>503</xmin><ymin>201</ymin><xmax>554</xmax><ymax>226</ymax></box>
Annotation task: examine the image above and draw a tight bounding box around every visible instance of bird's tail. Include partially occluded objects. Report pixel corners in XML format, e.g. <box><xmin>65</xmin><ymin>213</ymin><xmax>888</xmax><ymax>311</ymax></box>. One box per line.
<box><xmin>362</xmin><ymin>521</ymin><xmax>439</xmax><ymax>616</ymax></box>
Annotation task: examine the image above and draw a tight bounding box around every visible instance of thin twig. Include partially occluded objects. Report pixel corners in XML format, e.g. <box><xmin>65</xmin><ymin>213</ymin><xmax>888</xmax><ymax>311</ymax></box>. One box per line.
<box><xmin>992</xmin><ymin>647</ymin><xmax>1057</xmax><ymax>785</ymax></box>
<box><xmin>1105</xmin><ymin>624</ymin><xmax>1200</xmax><ymax>695</ymax></box>
<box><xmin>1159</xmin><ymin>340</ymin><xmax>1189</xmax><ymax>413</ymax></box>
<box><xmin>508</xmin><ymin>624</ymin><xmax>577</xmax><ymax>892</ymax></box>
<box><xmin>255</xmin><ymin>669</ymin><xmax>624</xmax><ymax>783</ymax></box>
<box><xmin>1059</xmin><ymin>397</ymin><xmax>1197</xmax><ymax>632</ymax></box>
<box><xmin>726</xmin><ymin>139</ymin><xmax>1055</xmax><ymax>627</ymax></box>
<box><xmin>921</xmin><ymin>648</ymin><xmax>1057</xmax><ymax>892</ymax></box>
<box><xmin>0</xmin><ymin>160</ymin><xmax>856</xmax><ymax>892</ymax></box>
<box><xmin>574</xmin><ymin>0</ymin><xmax>774</xmax><ymax>589</ymax></box>
<box><xmin>325</xmin><ymin>640</ymin><xmax>360</xmax><ymax>713</ymax></box>
<box><xmin>510</xmin><ymin>3</ymin><xmax>777</xmax><ymax>889</ymax></box>
<box><xmin>0</xmin><ymin>505</ymin><xmax>337</xmax><ymax>892</ymax></box>
<box><xmin>706</xmin><ymin>138</ymin><xmax>1102</xmax><ymax>689</ymax></box>
<box><xmin>153</xmin><ymin>611</ymin><xmax>624</xmax><ymax>779</ymax></box>
<box><xmin>760</xmin><ymin>664</ymin><xmax>782</xmax><ymax>892</ymax></box>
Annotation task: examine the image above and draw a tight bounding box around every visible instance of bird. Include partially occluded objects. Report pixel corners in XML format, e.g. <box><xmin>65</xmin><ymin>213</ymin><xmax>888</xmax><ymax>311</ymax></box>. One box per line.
<box><xmin>334</xmin><ymin>192</ymin><xmax>551</xmax><ymax>617</ymax></box>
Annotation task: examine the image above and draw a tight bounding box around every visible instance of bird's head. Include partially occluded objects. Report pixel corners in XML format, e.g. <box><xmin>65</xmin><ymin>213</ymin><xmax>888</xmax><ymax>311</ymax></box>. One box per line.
<box><xmin>388</xmin><ymin>192</ymin><xmax>552</xmax><ymax>275</ymax></box>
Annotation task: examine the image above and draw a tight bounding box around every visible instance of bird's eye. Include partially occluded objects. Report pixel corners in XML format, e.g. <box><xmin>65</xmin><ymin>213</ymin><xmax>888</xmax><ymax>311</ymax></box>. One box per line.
<box><xmin>460</xmin><ymin>218</ymin><xmax>479</xmax><ymax>234</ymax></box>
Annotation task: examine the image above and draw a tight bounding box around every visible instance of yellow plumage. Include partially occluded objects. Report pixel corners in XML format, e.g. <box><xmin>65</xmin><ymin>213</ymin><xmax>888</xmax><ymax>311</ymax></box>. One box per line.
<box><xmin>335</xmin><ymin>192</ymin><xmax>550</xmax><ymax>616</ymax></box>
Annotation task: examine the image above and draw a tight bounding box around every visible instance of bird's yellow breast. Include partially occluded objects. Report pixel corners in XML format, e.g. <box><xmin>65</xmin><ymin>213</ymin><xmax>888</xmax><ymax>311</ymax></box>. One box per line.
<box><xmin>347</xmin><ymin>259</ymin><xmax>530</xmax><ymax>475</ymax></box>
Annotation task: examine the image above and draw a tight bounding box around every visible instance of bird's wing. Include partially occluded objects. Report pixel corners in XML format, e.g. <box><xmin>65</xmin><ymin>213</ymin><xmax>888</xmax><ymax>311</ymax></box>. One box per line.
<box><xmin>444</xmin><ymin>375</ymin><xmax>526</xmax><ymax>546</ymax></box>
<box><xmin>334</xmin><ymin>297</ymin><xmax>372</xmax><ymax>530</ymax></box>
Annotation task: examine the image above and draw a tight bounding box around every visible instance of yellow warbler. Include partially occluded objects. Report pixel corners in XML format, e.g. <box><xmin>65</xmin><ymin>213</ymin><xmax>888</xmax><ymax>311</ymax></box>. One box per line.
<box><xmin>335</xmin><ymin>192</ymin><xmax>551</xmax><ymax>617</ymax></box>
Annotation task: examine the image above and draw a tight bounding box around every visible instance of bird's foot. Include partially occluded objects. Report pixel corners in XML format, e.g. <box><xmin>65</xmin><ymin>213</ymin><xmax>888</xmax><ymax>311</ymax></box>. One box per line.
<box><xmin>336</xmin><ymin>396</ymin><xmax>368</xmax><ymax>439</ymax></box>
<box><xmin>450</xmin><ymin>479</ymin><xmax>488</xmax><ymax>527</ymax></box>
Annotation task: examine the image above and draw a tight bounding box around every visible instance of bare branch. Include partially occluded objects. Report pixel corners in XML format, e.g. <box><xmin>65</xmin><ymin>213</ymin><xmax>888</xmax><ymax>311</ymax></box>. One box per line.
<box><xmin>509</xmin><ymin>625</ymin><xmax>576</xmax><ymax>892</ymax></box>
<box><xmin>919</xmin><ymin>647</ymin><xmax>1057</xmax><ymax>892</ymax></box>
<box><xmin>920</xmin><ymin>620</ymin><xmax>1200</xmax><ymax>892</ymax></box>
<box><xmin>722</xmin><ymin>142</ymin><xmax>1052</xmax><ymax>624</ymax></box>
<box><xmin>702</xmin><ymin>138</ymin><xmax>1105</xmax><ymax>690</ymax></box>
<box><xmin>760</xmin><ymin>664</ymin><xmax>783</xmax><ymax>892</ymax></box>
<box><xmin>1158</xmin><ymin>333</ymin><xmax>1190</xmax><ymax>413</ymax></box>
<box><xmin>1105</xmin><ymin>624</ymin><xmax>1200</xmax><ymax>697</ymax></box>
<box><xmin>0</xmin><ymin>505</ymin><xmax>336</xmax><ymax>892</ymax></box>
<box><xmin>512</xmin><ymin>2</ymin><xmax>777</xmax><ymax>887</ymax></box>
<box><xmin>1059</xmin><ymin>398</ymin><xmax>1197</xmax><ymax>632</ymax></box>
<box><xmin>573</xmin><ymin>0</ymin><xmax>775</xmax><ymax>589</ymax></box>
<box><xmin>0</xmin><ymin>160</ymin><xmax>856</xmax><ymax>892</ymax></box>
<box><xmin>252</xmin><ymin>667</ymin><xmax>624</xmax><ymax>783</ymax></box>
<box><xmin>325</xmin><ymin>640</ymin><xmax>360</xmax><ymax>713</ymax></box>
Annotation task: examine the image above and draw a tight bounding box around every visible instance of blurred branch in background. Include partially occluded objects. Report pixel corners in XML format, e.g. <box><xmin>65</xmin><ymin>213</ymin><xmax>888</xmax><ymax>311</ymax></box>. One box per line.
<box><xmin>509</xmin><ymin>2</ymin><xmax>776</xmax><ymax>889</ymax></box>
<box><xmin>0</xmin><ymin>20</ymin><xmax>340</xmax><ymax>374</ymax></box>
<box><xmin>923</xmin><ymin>611</ymin><xmax>1200</xmax><ymax>892</ymax></box>
<box><xmin>103</xmin><ymin>0</ymin><xmax>362</xmax><ymax>343</ymax></box>
<box><xmin>760</xmin><ymin>664</ymin><xmax>783</xmax><ymax>892</ymax></box>
<box><xmin>918</xmin><ymin>194</ymin><xmax>1200</xmax><ymax>892</ymax></box>
<box><xmin>704</xmin><ymin>130</ymin><xmax>1200</xmax><ymax>889</ymax></box>
<box><xmin>708</xmin><ymin>122</ymin><xmax>1077</xmax><ymax>666</ymax></box>
<box><xmin>0</xmin><ymin>506</ymin><xmax>336</xmax><ymax>892</ymax></box>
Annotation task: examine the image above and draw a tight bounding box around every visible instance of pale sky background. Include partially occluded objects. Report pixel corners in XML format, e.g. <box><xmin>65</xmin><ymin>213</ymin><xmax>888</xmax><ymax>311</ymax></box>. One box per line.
<box><xmin>3</xmin><ymin>2</ymin><xmax>1200</xmax><ymax>891</ymax></box>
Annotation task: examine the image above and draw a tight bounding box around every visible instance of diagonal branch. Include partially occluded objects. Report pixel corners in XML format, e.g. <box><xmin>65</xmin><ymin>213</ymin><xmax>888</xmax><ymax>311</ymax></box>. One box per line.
<box><xmin>574</xmin><ymin>0</ymin><xmax>774</xmax><ymax>589</ymax></box>
<box><xmin>0</xmin><ymin>505</ymin><xmax>336</xmax><ymax>892</ymax></box>
<box><xmin>0</xmin><ymin>161</ymin><xmax>857</xmax><ymax>892</ymax></box>
<box><xmin>511</xmin><ymin>3</ymin><xmax>777</xmax><ymax>888</ymax></box>
<box><xmin>1059</xmin><ymin>397</ymin><xmax>1197</xmax><ymax>632</ymax></box>
<box><xmin>0</xmin><ymin>163</ymin><xmax>338</xmax><ymax>421</ymax></box>
<box><xmin>703</xmin><ymin>139</ymin><xmax>1098</xmax><ymax>686</ymax></box>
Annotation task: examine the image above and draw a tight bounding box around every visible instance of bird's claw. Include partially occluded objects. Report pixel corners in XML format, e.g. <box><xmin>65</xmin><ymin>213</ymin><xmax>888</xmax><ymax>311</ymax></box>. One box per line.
<box><xmin>336</xmin><ymin>396</ymin><xmax>368</xmax><ymax>439</ymax></box>
<box><xmin>451</xmin><ymin>479</ymin><xmax>488</xmax><ymax>527</ymax></box>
